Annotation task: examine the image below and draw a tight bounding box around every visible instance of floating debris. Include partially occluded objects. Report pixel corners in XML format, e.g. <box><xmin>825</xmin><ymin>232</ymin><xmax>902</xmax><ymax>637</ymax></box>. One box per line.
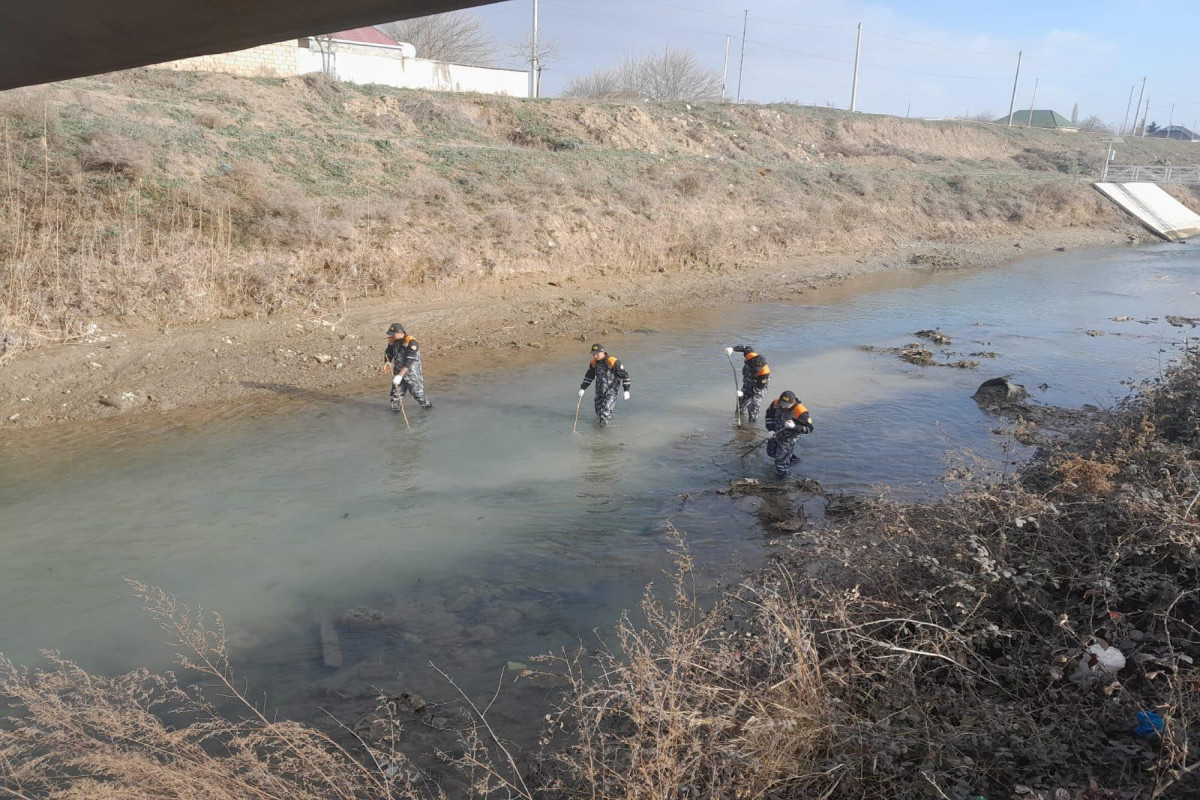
<box><xmin>914</xmin><ymin>329</ymin><xmax>952</xmax><ymax>345</ymax></box>
<box><xmin>899</xmin><ymin>343</ymin><xmax>936</xmax><ymax>366</ymax></box>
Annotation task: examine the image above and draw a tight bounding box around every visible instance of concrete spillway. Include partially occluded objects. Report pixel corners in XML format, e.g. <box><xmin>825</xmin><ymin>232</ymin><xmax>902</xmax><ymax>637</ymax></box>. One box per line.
<box><xmin>1094</xmin><ymin>181</ymin><xmax>1200</xmax><ymax>241</ymax></box>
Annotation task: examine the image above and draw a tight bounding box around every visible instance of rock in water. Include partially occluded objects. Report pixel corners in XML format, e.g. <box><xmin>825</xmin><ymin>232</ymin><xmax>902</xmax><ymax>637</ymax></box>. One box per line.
<box><xmin>973</xmin><ymin>377</ymin><xmax>1029</xmax><ymax>407</ymax></box>
<box><xmin>898</xmin><ymin>343</ymin><xmax>935</xmax><ymax>366</ymax></box>
<box><xmin>914</xmin><ymin>329</ymin><xmax>952</xmax><ymax>345</ymax></box>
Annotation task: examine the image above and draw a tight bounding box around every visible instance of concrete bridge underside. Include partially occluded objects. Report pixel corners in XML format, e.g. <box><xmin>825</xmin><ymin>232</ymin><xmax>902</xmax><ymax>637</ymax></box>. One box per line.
<box><xmin>0</xmin><ymin>0</ymin><xmax>499</xmax><ymax>91</ymax></box>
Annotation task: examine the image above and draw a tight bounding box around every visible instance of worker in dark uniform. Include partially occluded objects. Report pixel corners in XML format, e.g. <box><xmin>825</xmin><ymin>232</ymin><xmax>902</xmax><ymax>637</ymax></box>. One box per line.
<box><xmin>726</xmin><ymin>344</ymin><xmax>771</xmax><ymax>422</ymax></box>
<box><xmin>579</xmin><ymin>343</ymin><xmax>631</xmax><ymax>427</ymax></box>
<box><xmin>764</xmin><ymin>390</ymin><xmax>813</xmax><ymax>477</ymax></box>
<box><xmin>380</xmin><ymin>322</ymin><xmax>432</xmax><ymax>412</ymax></box>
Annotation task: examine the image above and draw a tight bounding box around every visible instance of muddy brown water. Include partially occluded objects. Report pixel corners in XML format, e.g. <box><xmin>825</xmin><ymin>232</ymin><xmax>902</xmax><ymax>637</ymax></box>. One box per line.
<box><xmin>1</xmin><ymin>243</ymin><xmax>1198</xmax><ymax>767</ymax></box>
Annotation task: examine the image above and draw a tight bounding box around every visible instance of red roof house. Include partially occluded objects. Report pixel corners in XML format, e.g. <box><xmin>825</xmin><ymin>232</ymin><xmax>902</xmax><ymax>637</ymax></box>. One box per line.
<box><xmin>327</xmin><ymin>27</ymin><xmax>400</xmax><ymax>47</ymax></box>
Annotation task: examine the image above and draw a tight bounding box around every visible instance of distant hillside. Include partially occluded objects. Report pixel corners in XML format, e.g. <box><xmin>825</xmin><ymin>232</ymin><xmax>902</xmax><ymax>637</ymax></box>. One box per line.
<box><xmin>1</xmin><ymin>67</ymin><xmax>1193</xmax><ymax>352</ymax></box>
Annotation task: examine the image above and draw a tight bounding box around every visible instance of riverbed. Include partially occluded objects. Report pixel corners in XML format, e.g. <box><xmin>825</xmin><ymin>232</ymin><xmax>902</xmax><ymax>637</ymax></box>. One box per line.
<box><xmin>1</xmin><ymin>243</ymin><xmax>1197</xmax><ymax>755</ymax></box>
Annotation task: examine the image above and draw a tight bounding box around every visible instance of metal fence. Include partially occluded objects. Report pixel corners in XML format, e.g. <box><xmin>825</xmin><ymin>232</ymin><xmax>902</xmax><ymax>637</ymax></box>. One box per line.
<box><xmin>1100</xmin><ymin>164</ymin><xmax>1200</xmax><ymax>183</ymax></box>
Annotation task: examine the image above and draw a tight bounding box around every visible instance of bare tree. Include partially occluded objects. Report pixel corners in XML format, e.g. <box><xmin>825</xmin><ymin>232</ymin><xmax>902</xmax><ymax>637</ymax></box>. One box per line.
<box><xmin>1077</xmin><ymin>114</ymin><xmax>1112</xmax><ymax>133</ymax></box>
<box><xmin>311</xmin><ymin>33</ymin><xmax>335</xmax><ymax>74</ymax></box>
<box><xmin>564</xmin><ymin>47</ymin><xmax>721</xmax><ymax>102</ymax></box>
<box><xmin>378</xmin><ymin>11</ymin><xmax>498</xmax><ymax>66</ymax></box>
<box><xmin>560</xmin><ymin>67</ymin><xmax>635</xmax><ymax>101</ymax></box>
<box><xmin>508</xmin><ymin>33</ymin><xmax>561</xmax><ymax>95</ymax></box>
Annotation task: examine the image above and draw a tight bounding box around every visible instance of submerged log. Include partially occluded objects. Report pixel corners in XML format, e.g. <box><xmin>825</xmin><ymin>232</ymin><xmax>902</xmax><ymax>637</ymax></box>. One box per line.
<box><xmin>319</xmin><ymin>617</ymin><xmax>343</xmax><ymax>669</ymax></box>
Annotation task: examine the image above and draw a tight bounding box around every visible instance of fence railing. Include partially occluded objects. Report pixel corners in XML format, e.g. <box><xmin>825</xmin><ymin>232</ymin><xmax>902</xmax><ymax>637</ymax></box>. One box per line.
<box><xmin>1100</xmin><ymin>164</ymin><xmax>1200</xmax><ymax>183</ymax></box>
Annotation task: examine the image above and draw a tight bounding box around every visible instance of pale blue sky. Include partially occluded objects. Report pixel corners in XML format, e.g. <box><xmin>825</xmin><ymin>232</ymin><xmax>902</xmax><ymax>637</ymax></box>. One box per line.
<box><xmin>430</xmin><ymin>0</ymin><xmax>1199</xmax><ymax>127</ymax></box>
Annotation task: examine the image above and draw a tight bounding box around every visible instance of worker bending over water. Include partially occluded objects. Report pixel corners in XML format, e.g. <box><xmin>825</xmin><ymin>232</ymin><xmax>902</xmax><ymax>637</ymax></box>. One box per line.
<box><xmin>579</xmin><ymin>343</ymin><xmax>631</xmax><ymax>427</ymax></box>
<box><xmin>764</xmin><ymin>390</ymin><xmax>813</xmax><ymax>477</ymax></box>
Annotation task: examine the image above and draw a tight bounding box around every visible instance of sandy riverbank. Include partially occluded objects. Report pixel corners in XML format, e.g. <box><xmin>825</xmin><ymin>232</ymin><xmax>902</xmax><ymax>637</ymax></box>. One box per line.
<box><xmin>0</xmin><ymin>224</ymin><xmax>1145</xmax><ymax>441</ymax></box>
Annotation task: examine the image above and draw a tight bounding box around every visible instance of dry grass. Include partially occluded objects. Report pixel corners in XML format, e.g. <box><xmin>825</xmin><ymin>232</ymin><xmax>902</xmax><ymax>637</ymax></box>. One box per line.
<box><xmin>525</xmin><ymin>352</ymin><xmax>1200</xmax><ymax>799</ymax></box>
<box><xmin>1055</xmin><ymin>454</ymin><xmax>1120</xmax><ymax>495</ymax></box>
<box><xmin>0</xmin><ymin>582</ymin><xmax>436</xmax><ymax>800</ymax></box>
<box><xmin>531</xmin><ymin>530</ymin><xmax>830</xmax><ymax>800</ymax></box>
<box><xmin>1</xmin><ymin>68</ymin><xmax>1168</xmax><ymax>361</ymax></box>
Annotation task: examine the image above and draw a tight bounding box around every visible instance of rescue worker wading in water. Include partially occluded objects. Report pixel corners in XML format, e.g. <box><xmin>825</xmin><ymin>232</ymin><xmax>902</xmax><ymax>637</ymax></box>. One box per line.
<box><xmin>380</xmin><ymin>322</ymin><xmax>432</xmax><ymax>412</ymax></box>
<box><xmin>764</xmin><ymin>390</ymin><xmax>813</xmax><ymax>477</ymax></box>
<box><xmin>726</xmin><ymin>344</ymin><xmax>770</xmax><ymax>422</ymax></box>
<box><xmin>579</xmin><ymin>343</ymin><xmax>631</xmax><ymax>427</ymax></box>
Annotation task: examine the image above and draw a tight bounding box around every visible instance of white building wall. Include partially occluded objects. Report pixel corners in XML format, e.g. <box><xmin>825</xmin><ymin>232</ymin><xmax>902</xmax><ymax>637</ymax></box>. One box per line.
<box><xmin>299</xmin><ymin>45</ymin><xmax>528</xmax><ymax>97</ymax></box>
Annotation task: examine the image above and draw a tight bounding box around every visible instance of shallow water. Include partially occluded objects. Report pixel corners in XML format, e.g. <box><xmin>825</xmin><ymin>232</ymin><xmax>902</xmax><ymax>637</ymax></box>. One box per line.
<box><xmin>1</xmin><ymin>243</ymin><xmax>1198</xmax><ymax>743</ymax></box>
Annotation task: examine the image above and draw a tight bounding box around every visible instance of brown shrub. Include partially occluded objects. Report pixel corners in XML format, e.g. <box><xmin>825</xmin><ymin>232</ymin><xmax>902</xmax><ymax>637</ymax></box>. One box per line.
<box><xmin>301</xmin><ymin>70</ymin><xmax>346</xmax><ymax>103</ymax></box>
<box><xmin>674</xmin><ymin>173</ymin><xmax>704</xmax><ymax>197</ymax></box>
<box><xmin>1011</xmin><ymin>149</ymin><xmax>1056</xmax><ymax>171</ymax></box>
<box><xmin>193</xmin><ymin>110</ymin><xmax>229</xmax><ymax>129</ymax></box>
<box><xmin>1031</xmin><ymin>181</ymin><xmax>1079</xmax><ymax>214</ymax></box>
<box><xmin>540</xmin><ymin>531</ymin><xmax>831</xmax><ymax>799</ymax></box>
<box><xmin>399</xmin><ymin>95</ymin><xmax>461</xmax><ymax>126</ymax></box>
<box><xmin>80</xmin><ymin>135</ymin><xmax>153</xmax><ymax>177</ymax></box>
<box><xmin>1054</xmin><ymin>455</ymin><xmax>1119</xmax><ymax>495</ymax></box>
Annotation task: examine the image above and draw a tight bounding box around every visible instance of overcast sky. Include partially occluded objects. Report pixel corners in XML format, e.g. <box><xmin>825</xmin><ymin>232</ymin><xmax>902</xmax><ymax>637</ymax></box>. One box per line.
<box><xmin>432</xmin><ymin>0</ymin><xmax>1199</xmax><ymax>128</ymax></box>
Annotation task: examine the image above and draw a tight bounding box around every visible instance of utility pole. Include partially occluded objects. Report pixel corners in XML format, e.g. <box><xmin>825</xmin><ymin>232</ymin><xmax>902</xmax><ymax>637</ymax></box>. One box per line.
<box><xmin>1168</xmin><ymin>103</ymin><xmax>1175</xmax><ymax>135</ymax></box>
<box><xmin>736</xmin><ymin>10</ymin><xmax>748</xmax><ymax>103</ymax></box>
<box><xmin>906</xmin><ymin>101</ymin><xmax>911</xmax><ymax>118</ymax></box>
<box><xmin>850</xmin><ymin>22</ymin><xmax>862</xmax><ymax>112</ymax></box>
<box><xmin>1006</xmin><ymin>50</ymin><xmax>1022</xmax><ymax>127</ymax></box>
<box><xmin>1027</xmin><ymin>77</ymin><xmax>1038</xmax><ymax>128</ymax></box>
<box><xmin>1142</xmin><ymin>97</ymin><xmax>1150</xmax><ymax>136</ymax></box>
<box><xmin>1133</xmin><ymin>77</ymin><xmax>1146</xmax><ymax>136</ymax></box>
<box><xmin>721</xmin><ymin>35</ymin><xmax>730</xmax><ymax>101</ymax></box>
<box><xmin>530</xmin><ymin>0</ymin><xmax>540</xmax><ymax>98</ymax></box>
<box><xmin>1121</xmin><ymin>85</ymin><xmax>1134</xmax><ymax>135</ymax></box>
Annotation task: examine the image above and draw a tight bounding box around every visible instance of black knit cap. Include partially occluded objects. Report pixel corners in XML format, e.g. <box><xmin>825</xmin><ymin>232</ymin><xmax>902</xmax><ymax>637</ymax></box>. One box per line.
<box><xmin>385</xmin><ymin>322</ymin><xmax>405</xmax><ymax>335</ymax></box>
<box><xmin>779</xmin><ymin>390</ymin><xmax>798</xmax><ymax>404</ymax></box>
<box><xmin>590</xmin><ymin>343</ymin><xmax>605</xmax><ymax>353</ymax></box>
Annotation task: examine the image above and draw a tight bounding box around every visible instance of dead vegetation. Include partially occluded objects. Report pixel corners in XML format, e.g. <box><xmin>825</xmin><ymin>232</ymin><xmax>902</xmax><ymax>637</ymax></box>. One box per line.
<box><xmin>531</xmin><ymin>350</ymin><xmax>1200</xmax><ymax>799</ymax></box>
<box><xmin>0</xmin><ymin>68</ymin><xmax>1174</xmax><ymax>358</ymax></box>
<box><xmin>0</xmin><ymin>582</ymin><xmax>434</xmax><ymax>799</ymax></box>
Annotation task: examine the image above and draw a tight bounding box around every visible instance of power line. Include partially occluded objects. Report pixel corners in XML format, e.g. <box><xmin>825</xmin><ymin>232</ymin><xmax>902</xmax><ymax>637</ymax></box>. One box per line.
<box><xmin>862</xmin><ymin>62</ymin><xmax>1006</xmax><ymax>81</ymax></box>
<box><xmin>542</xmin><ymin>0</ymin><xmax>733</xmax><ymax>38</ymax></box>
<box><xmin>636</xmin><ymin>0</ymin><xmax>741</xmax><ymax>20</ymax></box>
<box><xmin>863</xmin><ymin>28</ymin><xmax>999</xmax><ymax>56</ymax></box>
<box><xmin>744</xmin><ymin>39</ymin><xmax>853</xmax><ymax>66</ymax></box>
<box><xmin>637</xmin><ymin>0</ymin><xmax>852</xmax><ymax>30</ymax></box>
<box><xmin>750</xmin><ymin>16</ymin><xmax>855</xmax><ymax>31</ymax></box>
<box><xmin>745</xmin><ymin>38</ymin><xmax>1002</xmax><ymax>80</ymax></box>
<box><xmin>1021</xmin><ymin>56</ymin><xmax>1132</xmax><ymax>84</ymax></box>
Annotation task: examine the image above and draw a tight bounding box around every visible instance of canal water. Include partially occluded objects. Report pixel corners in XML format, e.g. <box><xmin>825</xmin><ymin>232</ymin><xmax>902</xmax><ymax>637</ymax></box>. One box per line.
<box><xmin>1</xmin><ymin>243</ymin><xmax>1197</xmax><ymax>749</ymax></box>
